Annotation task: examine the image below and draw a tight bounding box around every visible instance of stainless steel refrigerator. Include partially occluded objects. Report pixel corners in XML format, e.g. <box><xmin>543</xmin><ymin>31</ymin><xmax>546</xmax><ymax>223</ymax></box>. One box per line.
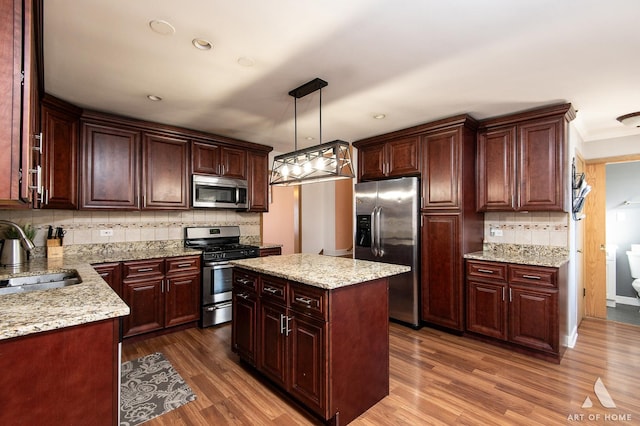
<box><xmin>354</xmin><ymin>176</ymin><xmax>420</xmax><ymax>327</ymax></box>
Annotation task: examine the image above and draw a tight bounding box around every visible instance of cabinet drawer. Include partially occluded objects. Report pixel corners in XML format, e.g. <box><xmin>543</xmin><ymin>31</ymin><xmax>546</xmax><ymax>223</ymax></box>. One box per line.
<box><xmin>467</xmin><ymin>260</ymin><xmax>507</xmax><ymax>282</ymax></box>
<box><xmin>290</xmin><ymin>283</ymin><xmax>327</xmax><ymax>320</ymax></box>
<box><xmin>509</xmin><ymin>265</ymin><xmax>557</xmax><ymax>288</ymax></box>
<box><xmin>122</xmin><ymin>259</ymin><xmax>164</xmax><ymax>279</ymax></box>
<box><xmin>166</xmin><ymin>255</ymin><xmax>200</xmax><ymax>274</ymax></box>
<box><xmin>233</xmin><ymin>269</ymin><xmax>259</xmax><ymax>291</ymax></box>
<box><xmin>260</xmin><ymin>275</ymin><xmax>287</xmax><ymax>304</ymax></box>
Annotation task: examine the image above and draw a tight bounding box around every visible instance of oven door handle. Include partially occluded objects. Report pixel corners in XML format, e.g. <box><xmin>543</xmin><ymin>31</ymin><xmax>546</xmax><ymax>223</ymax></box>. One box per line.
<box><xmin>204</xmin><ymin>262</ymin><xmax>233</xmax><ymax>269</ymax></box>
<box><xmin>205</xmin><ymin>301</ymin><xmax>233</xmax><ymax>311</ymax></box>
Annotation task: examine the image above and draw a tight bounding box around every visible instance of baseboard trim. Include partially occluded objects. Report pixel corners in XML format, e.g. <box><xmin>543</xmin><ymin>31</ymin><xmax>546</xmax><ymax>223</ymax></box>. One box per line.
<box><xmin>566</xmin><ymin>325</ymin><xmax>578</xmax><ymax>349</ymax></box>
<box><xmin>614</xmin><ymin>296</ymin><xmax>640</xmax><ymax>306</ymax></box>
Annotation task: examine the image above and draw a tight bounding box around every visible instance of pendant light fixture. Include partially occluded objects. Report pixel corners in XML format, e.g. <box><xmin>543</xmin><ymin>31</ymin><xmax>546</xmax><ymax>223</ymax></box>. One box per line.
<box><xmin>270</xmin><ymin>78</ymin><xmax>355</xmax><ymax>186</ymax></box>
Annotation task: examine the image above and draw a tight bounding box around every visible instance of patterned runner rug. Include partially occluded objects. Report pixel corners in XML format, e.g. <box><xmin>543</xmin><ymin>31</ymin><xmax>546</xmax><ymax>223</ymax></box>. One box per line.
<box><xmin>120</xmin><ymin>352</ymin><xmax>197</xmax><ymax>426</ymax></box>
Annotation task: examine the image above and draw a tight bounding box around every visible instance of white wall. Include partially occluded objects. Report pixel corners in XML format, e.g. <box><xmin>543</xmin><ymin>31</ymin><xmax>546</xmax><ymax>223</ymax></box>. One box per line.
<box><xmin>581</xmin><ymin>134</ymin><xmax>640</xmax><ymax>160</ymax></box>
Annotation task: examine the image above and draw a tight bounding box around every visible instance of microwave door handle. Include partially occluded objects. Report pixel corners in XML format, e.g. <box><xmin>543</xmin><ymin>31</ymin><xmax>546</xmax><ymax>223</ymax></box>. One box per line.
<box><xmin>236</xmin><ymin>186</ymin><xmax>240</xmax><ymax>205</ymax></box>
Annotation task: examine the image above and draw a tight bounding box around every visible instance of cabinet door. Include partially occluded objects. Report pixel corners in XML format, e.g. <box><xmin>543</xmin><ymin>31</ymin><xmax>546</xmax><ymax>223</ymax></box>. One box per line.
<box><xmin>421</xmin><ymin>214</ymin><xmax>463</xmax><ymax>330</ymax></box>
<box><xmin>466</xmin><ymin>280</ymin><xmax>507</xmax><ymax>340</ymax></box>
<box><xmin>165</xmin><ymin>273</ymin><xmax>200</xmax><ymax>327</ymax></box>
<box><xmin>386</xmin><ymin>136</ymin><xmax>419</xmax><ymax>177</ymax></box>
<box><xmin>476</xmin><ymin>126</ymin><xmax>516</xmax><ymax>211</ymax></box>
<box><xmin>41</xmin><ymin>98</ymin><xmax>79</xmax><ymax>209</ymax></box>
<box><xmin>508</xmin><ymin>285</ymin><xmax>558</xmax><ymax>353</ymax></box>
<box><xmin>247</xmin><ymin>150</ymin><xmax>268</xmax><ymax>212</ymax></box>
<box><xmin>192</xmin><ymin>141</ymin><xmax>220</xmax><ymax>175</ymax></box>
<box><xmin>142</xmin><ymin>133</ymin><xmax>189</xmax><ymax>210</ymax></box>
<box><xmin>357</xmin><ymin>144</ymin><xmax>386</xmax><ymax>181</ymax></box>
<box><xmin>80</xmin><ymin>122</ymin><xmax>140</xmax><ymax>209</ymax></box>
<box><xmin>220</xmin><ymin>146</ymin><xmax>247</xmax><ymax>179</ymax></box>
<box><xmin>0</xmin><ymin>0</ymin><xmax>32</xmax><ymax>206</ymax></box>
<box><xmin>122</xmin><ymin>277</ymin><xmax>164</xmax><ymax>337</ymax></box>
<box><xmin>289</xmin><ymin>314</ymin><xmax>326</xmax><ymax>416</ymax></box>
<box><xmin>93</xmin><ymin>262</ymin><xmax>122</xmax><ymax>296</ymax></box>
<box><xmin>517</xmin><ymin>117</ymin><xmax>564</xmax><ymax>211</ymax></box>
<box><xmin>421</xmin><ymin>129</ymin><xmax>459</xmax><ymax>209</ymax></box>
<box><xmin>232</xmin><ymin>287</ymin><xmax>258</xmax><ymax>365</ymax></box>
<box><xmin>258</xmin><ymin>301</ymin><xmax>288</xmax><ymax>389</ymax></box>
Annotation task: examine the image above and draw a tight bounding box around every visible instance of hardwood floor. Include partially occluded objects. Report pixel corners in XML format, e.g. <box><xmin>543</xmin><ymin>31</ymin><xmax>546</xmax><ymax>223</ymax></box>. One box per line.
<box><xmin>122</xmin><ymin>318</ymin><xmax>640</xmax><ymax>425</ymax></box>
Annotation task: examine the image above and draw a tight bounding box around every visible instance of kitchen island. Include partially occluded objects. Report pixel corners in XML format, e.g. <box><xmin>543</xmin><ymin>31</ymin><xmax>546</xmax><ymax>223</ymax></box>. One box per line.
<box><xmin>230</xmin><ymin>254</ymin><xmax>410</xmax><ymax>425</ymax></box>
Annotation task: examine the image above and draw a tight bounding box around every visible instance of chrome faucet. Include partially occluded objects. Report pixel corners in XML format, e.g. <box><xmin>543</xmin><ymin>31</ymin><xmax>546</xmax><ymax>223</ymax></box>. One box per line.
<box><xmin>0</xmin><ymin>220</ymin><xmax>36</xmax><ymax>252</ymax></box>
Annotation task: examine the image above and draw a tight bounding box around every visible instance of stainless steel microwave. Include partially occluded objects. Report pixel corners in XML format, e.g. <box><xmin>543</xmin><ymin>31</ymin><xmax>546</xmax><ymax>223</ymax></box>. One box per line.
<box><xmin>192</xmin><ymin>175</ymin><xmax>248</xmax><ymax>209</ymax></box>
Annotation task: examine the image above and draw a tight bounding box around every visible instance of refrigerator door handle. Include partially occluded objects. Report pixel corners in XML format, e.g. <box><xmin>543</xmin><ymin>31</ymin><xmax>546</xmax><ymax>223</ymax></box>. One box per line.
<box><xmin>370</xmin><ymin>207</ymin><xmax>378</xmax><ymax>257</ymax></box>
<box><xmin>376</xmin><ymin>206</ymin><xmax>384</xmax><ymax>257</ymax></box>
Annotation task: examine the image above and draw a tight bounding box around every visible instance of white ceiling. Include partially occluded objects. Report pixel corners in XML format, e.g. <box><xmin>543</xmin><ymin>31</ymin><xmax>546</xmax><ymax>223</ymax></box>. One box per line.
<box><xmin>44</xmin><ymin>0</ymin><xmax>640</xmax><ymax>154</ymax></box>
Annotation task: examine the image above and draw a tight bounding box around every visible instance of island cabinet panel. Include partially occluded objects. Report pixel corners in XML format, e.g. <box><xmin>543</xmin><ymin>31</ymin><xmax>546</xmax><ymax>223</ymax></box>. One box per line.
<box><xmin>232</xmin><ymin>267</ymin><xmax>389</xmax><ymax>425</ymax></box>
<box><xmin>142</xmin><ymin>133</ymin><xmax>189</xmax><ymax>210</ymax></box>
<box><xmin>232</xmin><ymin>269</ymin><xmax>259</xmax><ymax>365</ymax></box>
<box><xmin>476</xmin><ymin>103</ymin><xmax>575</xmax><ymax>212</ymax></box>
<box><xmin>465</xmin><ymin>259</ymin><xmax>566</xmax><ymax>362</ymax></box>
<box><xmin>80</xmin><ymin>122</ymin><xmax>140</xmax><ymax>209</ymax></box>
<box><xmin>0</xmin><ymin>319</ymin><xmax>120</xmax><ymax>425</ymax></box>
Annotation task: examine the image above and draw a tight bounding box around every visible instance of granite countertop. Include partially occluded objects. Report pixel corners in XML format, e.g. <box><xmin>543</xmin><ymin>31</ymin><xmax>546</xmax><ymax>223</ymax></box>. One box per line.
<box><xmin>464</xmin><ymin>249</ymin><xmax>569</xmax><ymax>268</ymax></box>
<box><xmin>230</xmin><ymin>253</ymin><xmax>410</xmax><ymax>290</ymax></box>
<box><xmin>0</xmin><ymin>247</ymin><xmax>201</xmax><ymax>341</ymax></box>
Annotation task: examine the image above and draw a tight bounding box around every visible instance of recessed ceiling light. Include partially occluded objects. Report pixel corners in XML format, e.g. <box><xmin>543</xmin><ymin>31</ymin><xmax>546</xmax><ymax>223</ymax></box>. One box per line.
<box><xmin>147</xmin><ymin>95</ymin><xmax>162</xmax><ymax>101</ymax></box>
<box><xmin>192</xmin><ymin>38</ymin><xmax>213</xmax><ymax>50</ymax></box>
<box><xmin>149</xmin><ymin>20</ymin><xmax>175</xmax><ymax>36</ymax></box>
<box><xmin>237</xmin><ymin>56</ymin><xmax>255</xmax><ymax>67</ymax></box>
<box><xmin>373</xmin><ymin>114</ymin><xmax>386</xmax><ymax>120</ymax></box>
<box><xmin>617</xmin><ymin>112</ymin><xmax>640</xmax><ymax>127</ymax></box>
<box><xmin>305</xmin><ymin>136</ymin><xmax>315</xmax><ymax>141</ymax></box>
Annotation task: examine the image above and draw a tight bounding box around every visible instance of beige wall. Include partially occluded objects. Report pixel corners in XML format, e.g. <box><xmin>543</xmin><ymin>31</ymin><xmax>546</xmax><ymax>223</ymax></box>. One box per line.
<box><xmin>334</xmin><ymin>179</ymin><xmax>353</xmax><ymax>251</ymax></box>
<box><xmin>262</xmin><ymin>186</ymin><xmax>296</xmax><ymax>255</ymax></box>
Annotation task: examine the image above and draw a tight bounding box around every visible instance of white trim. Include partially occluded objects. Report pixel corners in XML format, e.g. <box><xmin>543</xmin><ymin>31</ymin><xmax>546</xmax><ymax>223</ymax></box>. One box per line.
<box><xmin>566</xmin><ymin>325</ymin><xmax>578</xmax><ymax>349</ymax></box>
<box><xmin>615</xmin><ymin>295</ymin><xmax>640</xmax><ymax>306</ymax></box>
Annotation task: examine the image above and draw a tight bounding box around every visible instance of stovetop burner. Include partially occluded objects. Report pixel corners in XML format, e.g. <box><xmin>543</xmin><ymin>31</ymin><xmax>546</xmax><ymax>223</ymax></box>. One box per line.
<box><xmin>184</xmin><ymin>226</ymin><xmax>259</xmax><ymax>262</ymax></box>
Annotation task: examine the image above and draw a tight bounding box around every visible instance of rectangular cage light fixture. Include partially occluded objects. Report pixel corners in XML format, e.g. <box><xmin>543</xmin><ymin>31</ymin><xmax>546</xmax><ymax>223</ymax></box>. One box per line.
<box><xmin>270</xmin><ymin>140</ymin><xmax>354</xmax><ymax>186</ymax></box>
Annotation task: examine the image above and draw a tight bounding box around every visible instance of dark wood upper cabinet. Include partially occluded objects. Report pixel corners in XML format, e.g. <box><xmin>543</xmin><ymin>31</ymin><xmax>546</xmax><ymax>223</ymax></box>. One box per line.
<box><xmin>476</xmin><ymin>103</ymin><xmax>575</xmax><ymax>212</ymax></box>
<box><xmin>247</xmin><ymin>150</ymin><xmax>269</xmax><ymax>212</ymax></box>
<box><xmin>80</xmin><ymin>122</ymin><xmax>140</xmax><ymax>209</ymax></box>
<box><xmin>421</xmin><ymin>128</ymin><xmax>461</xmax><ymax>210</ymax></box>
<box><xmin>41</xmin><ymin>95</ymin><xmax>81</xmax><ymax>209</ymax></box>
<box><xmin>355</xmin><ymin>136</ymin><xmax>419</xmax><ymax>181</ymax></box>
<box><xmin>192</xmin><ymin>141</ymin><xmax>247</xmax><ymax>180</ymax></box>
<box><xmin>0</xmin><ymin>0</ymin><xmax>36</xmax><ymax>207</ymax></box>
<box><xmin>142</xmin><ymin>133</ymin><xmax>189</xmax><ymax>210</ymax></box>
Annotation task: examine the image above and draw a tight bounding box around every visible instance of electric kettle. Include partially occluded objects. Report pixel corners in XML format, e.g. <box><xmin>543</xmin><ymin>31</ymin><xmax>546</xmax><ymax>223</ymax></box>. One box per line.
<box><xmin>0</xmin><ymin>239</ymin><xmax>26</xmax><ymax>266</ymax></box>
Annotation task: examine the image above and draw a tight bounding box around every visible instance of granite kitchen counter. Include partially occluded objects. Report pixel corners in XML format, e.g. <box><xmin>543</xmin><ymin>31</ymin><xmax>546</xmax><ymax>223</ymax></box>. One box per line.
<box><xmin>230</xmin><ymin>253</ymin><xmax>410</xmax><ymax>289</ymax></box>
<box><xmin>464</xmin><ymin>249</ymin><xmax>569</xmax><ymax>268</ymax></box>
<box><xmin>0</xmin><ymin>246</ymin><xmax>202</xmax><ymax>341</ymax></box>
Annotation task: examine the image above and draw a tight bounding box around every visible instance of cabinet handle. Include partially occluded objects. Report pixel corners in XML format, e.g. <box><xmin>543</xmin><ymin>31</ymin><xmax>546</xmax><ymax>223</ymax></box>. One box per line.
<box><xmin>161</xmin><ymin>280</ymin><xmax>164</xmax><ymax>293</ymax></box>
<box><xmin>238</xmin><ymin>292</ymin><xmax>249</xmax><ymax>300</ymax></box>
<box><xmin>502</xmin><ymin>287</ymin><xmax>505</xmax><ymax>301</ymax></box>
<box><xmin>99</xmin><ymin>272</ymin><xmax>108</xmax><ymax>277</ymax></box>
<box><xmin>32</xmin><ymin>133</ymin><xmax>42</xmax><ymax>153</ymax></box>
<box><xmin>295</xmin><ymin>296</ymin><xmax>315</xmax><ymax>306</ymax></box>
<box><xmin>237</xmin><ymin>278</ymin><xmax>253</xmax><ymax>286</ymax></box>
<box><xmin>137</xmin><ymin>267</ymin><xmax>154</xmax><ymax>272</ymax></box>
<box><xmin>285</xmin><ymin>315</ymin><xmax>291</xmax><ymax>336</ymax></box>
<box><xmin>166</xmin><ymin>279</ymin><xmax>170</xmax><ymax>292</ymax></box>
<box><xmin>477</xmin><ymin>269</ymin><xmax>494</xmax><ymax>274</ymax></box>
<box><xmin>522</xmin><ymin>274</ymin><xmax>541</xmax><ymax>280</ymax></box>
<box><xmin>509</xmin><ymin>288</ymin><xmax>512</xmax><ymax>302</ymax></box>
<box><xmin>263</xmin><ymin>286</ymin><xmax>279</xmax><ymax>294</ymax></box>
<box><xmin>177</xmin><ymin>263</ymin><xmax>191</xmax><ymax>268</ymax></box>
<box><xmin>280</xmin><ymin>314</ymin><xmax>291</xmax><ymax>336</ymax></box>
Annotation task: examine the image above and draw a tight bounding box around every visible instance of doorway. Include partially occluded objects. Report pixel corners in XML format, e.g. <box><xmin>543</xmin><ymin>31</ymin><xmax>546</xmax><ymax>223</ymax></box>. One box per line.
<box><xmin>584</xmin><ymin>154</ymin><xmax>640</xmax><ymax>324</ymax></box>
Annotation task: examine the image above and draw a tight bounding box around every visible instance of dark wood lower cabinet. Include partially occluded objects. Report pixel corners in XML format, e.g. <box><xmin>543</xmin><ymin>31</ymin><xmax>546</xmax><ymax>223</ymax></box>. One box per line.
<box><xmin>232</xmin><ymin>268</ymin><xmax>389</xmax><ymax>425</ymax></box>
<box><xmin>465</xmin><ymin>259</ymin><xmax>566</xmax><ymax>362</ymax></box>
<box><xmin>0</xmin><ymin>319</ymin><xmax>120</xmax><ymax>425</ymax></box>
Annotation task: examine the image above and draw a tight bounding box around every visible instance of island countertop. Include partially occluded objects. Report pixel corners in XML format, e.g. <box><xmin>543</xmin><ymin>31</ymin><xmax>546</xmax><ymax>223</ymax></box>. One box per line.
<box><xmin>230</xmin><ymin>253</ymin><xmax>410</xmax><ymax>289</ymax></box>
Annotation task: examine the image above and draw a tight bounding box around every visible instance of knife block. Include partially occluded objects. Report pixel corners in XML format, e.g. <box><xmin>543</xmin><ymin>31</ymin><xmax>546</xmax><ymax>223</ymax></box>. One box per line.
<box><xmin>46</xmin><ymin>239</ymin><xmax>64</xmax><ymax>259</ymax></box>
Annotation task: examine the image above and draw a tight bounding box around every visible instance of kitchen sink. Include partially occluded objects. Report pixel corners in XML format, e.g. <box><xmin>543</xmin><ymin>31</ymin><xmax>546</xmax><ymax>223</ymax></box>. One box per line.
<box><xmin>0</xmin><ymin>271</ymin><xmax>82</xmax><ymax>295</ymax></box>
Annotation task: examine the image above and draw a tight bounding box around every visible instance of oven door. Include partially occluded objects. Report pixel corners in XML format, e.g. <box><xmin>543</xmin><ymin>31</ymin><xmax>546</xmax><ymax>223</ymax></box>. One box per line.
<box><xmin>202</xmin><ymin>261</ymin><xmax>233</xmax><ymax>305</ymax></box>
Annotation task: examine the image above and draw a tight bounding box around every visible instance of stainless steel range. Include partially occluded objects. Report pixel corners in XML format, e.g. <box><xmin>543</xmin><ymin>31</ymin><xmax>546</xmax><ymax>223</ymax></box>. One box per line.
<box><xmin>184</xmin><ymin>226</ymin><xmax>259</xmax><ymax>327</ymax></box>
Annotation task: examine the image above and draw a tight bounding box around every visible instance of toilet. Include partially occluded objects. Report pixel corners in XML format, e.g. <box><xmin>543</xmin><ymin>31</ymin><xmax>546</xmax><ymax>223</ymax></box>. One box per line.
<box><xmin>626</xmin><ymin>244</ymin><xmax>640</xmax><ymax>298</ymax></box>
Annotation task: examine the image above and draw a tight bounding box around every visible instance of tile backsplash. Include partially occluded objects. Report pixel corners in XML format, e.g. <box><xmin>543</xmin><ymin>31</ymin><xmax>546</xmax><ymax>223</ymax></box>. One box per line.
<box><xmin>483</xmin><ymin>211</ymin><xmax>569</xmax><ymax>247</ymax></box>
<box><xmin>0</xmin><ymin>209</ymin><xmax>261</xmax><ymax>258</ymax></box>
